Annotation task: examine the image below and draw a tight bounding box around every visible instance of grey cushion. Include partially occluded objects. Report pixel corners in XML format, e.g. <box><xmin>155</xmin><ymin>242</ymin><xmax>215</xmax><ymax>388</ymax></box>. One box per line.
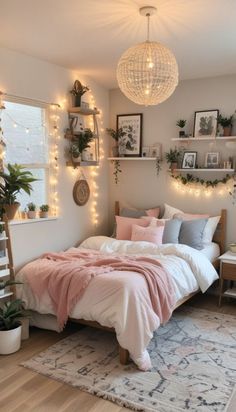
<box><xmin>179</xmin><ymin>218</ymin><xmax>208</xmax><ymax>250</ymax></box>
<box><xmin>163</xmin><ymin>219</ymin><xmax>182</xmax><ymax>244</ymax></box>
<box><xmin>120</xmin><ymin>207</ymin><xmax>147</xmax><ymax>218</ymax></box>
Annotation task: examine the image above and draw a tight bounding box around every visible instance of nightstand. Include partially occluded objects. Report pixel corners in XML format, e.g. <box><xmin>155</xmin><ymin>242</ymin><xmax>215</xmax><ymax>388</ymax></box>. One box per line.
<box><xmin>218</xmin><ymin>251</ymin><xmax>236</xmax><ymax>306</ymax></box>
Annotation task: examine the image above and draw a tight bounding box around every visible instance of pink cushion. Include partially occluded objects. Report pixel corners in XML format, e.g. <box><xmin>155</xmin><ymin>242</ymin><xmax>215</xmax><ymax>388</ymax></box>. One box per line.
<box><xmin>131</xmin><ymin>224</ymin><xmax>164</xmax><ymax>245</ymax></box>
<box><xmin>115</xmin><ymin>216</ymin><xmax>149</xmax><ymax>240</ymax></box>
<box><xmin>174</xmin><ymin>212</ymin><xmax>210</xmax><ymax>221</ymax></box>
<box><xmin>146</xmin><ymin>207</ymin><xmax>160</xmax><ymax>218</ymax></box>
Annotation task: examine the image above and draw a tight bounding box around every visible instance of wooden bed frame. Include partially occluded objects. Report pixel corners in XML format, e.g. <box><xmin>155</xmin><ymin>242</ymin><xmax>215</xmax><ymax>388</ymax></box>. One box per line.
<box><xmin>71</xmin><ymin>203</ymin><xmax>227</xmax><ymax>365</ymax></box>
<box><xmin>5</xmin><ymin>204</ymin><xmax>226</xmax><ymax>366</ymax></box>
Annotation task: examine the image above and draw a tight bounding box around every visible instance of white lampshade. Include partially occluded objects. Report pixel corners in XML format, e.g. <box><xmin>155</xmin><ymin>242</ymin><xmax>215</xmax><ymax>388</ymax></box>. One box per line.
<box><xmin>117</xmin><ymin>40</ymin><xmax>178</xmax><ymax>106</ymax></box>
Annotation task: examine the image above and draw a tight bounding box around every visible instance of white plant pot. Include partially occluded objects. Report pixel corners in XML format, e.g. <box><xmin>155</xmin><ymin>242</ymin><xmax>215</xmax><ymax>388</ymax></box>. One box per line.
<box><xmin>81</xmin><ymin>150</ymin><xmax>90</xmax><ymax>161</ymax></box>
<box><xmin>0</xmin><ymin>325</ymin><xmax>22</xmax><ymax>355</ymax></box>
<box><xmin>27</xmin><ymin>211</ymin><xmax>36</xmax><ymax>219</ymax></box>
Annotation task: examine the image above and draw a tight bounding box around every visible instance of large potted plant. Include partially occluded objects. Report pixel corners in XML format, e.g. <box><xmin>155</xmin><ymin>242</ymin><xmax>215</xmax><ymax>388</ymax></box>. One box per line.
<box><xmin>0</xmin><ymin>164</ymin><xmax>38</xmax><ymax>220</ymax></box>
<box><xmin>165</xmin><ymin>148</ymin><xmax>181</xmax><ymax>172</ymax></box>
<box><xmin>69</xmin><ymin>128</ymin><xmax>94</xmax><ymax>163</ymax></box>
<box><xmin>218</xmin><ymin>114</ymin><xmax>233</xmax><ymax>136</ymax></box>
<box><xmin>70</xmin><ymin>80</ymin><xmax>89</xmax><ymax>107</ymax></box>
<box><xmin>106</xmin><ymin>128</ymin><xmax>126</xmax><ymax>157</ymax></box>
<box><xmin>0</xmin><ymin>299</ymin><xmax>26</xmax><ymax>354</ymax></box>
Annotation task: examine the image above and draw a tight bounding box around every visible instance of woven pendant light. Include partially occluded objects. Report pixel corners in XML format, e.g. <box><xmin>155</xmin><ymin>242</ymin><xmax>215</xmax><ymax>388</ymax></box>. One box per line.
<box><xmin>116</xmin><ymin>6</ymin><xmax>178</xmax><ymax>106</ymax></box>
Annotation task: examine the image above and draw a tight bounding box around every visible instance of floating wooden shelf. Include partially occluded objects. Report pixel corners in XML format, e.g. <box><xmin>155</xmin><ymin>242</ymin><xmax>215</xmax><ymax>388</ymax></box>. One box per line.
<box><xmin>172</xmin><ymin>136</ymin><xmax>236</xmax><ymax>142</ymax></box>
<box><xmin>108</xmin><ymin>157</ymin><xmax>156</xmax><ymax>161</ymax></box>
<box><xmin>68</xmin><ymin>107</ymin><xmax>100</xmax><ymax>116</ymax></box>
<box><xmin>172</xmin><ymin>168</ymin><xmax>235</xmax><ymax>172</ymax></box>
<box><xmin>66</xmin><ymin>160</ymin><xmax>99</xmax><ymax>167</ymax></box>
<box><xmin>0</xmin><ymin>291</ymin><xmax>13</xmax><ymax>300</ymax></box>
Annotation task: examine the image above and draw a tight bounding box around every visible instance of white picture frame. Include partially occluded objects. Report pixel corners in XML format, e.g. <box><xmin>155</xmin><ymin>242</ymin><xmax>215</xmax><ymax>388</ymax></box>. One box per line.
<box><xmin>205</xmin><ymin>152</ymin><xmax>219</xmax><ymax>168</ymax></box>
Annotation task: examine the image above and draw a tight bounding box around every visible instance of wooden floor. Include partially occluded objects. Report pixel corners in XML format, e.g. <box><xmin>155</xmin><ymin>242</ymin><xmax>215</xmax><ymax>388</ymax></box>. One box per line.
<box><xmin>0</xmin><ymin>294</ymin><xmax>235</xmax><ymax>412</ymax></box>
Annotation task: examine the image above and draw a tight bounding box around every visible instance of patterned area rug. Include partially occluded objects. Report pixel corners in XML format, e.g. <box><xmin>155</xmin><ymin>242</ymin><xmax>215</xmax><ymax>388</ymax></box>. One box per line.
<box><xmin>22</xmin><ymin>307</ymin><xmax>236</xmax><ymax>412</ymax></box>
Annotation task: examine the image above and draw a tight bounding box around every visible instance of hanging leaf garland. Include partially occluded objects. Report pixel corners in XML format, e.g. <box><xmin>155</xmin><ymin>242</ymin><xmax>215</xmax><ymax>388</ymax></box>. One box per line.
<box><xmin>170</xmin><ymin>172</ymin><xmax>234</xmax><ymax>188</ymax></box>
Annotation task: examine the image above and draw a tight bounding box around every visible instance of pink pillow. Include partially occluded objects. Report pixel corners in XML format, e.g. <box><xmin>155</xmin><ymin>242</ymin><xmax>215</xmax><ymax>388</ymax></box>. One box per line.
<box><xmin>141</xmin><ymin>216</ymin><xmax>168</xmax><ymax>227</ymax></box>
<box><xmin>131</xmin><ymin>224</ymin><xmax>164</xmax><ymax>245</ymax></box>
<box><xmin>146</xmin><ymin>207</ymin><xmax>160</xmax><ymax>218</ymax></box>
<box><xmin>174</xmin><ymin>213</ymin><xmax>210</xmax><ymax>221</ymax></box>
<box><xmin>115</xmin><ymin>216</ymin><xmax>149</xmax><ymax>240</ymax></box>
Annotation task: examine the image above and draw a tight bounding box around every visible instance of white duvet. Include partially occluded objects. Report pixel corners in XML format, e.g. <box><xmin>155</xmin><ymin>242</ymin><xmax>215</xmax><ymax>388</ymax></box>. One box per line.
<box><xmin>17</xmin><ymin>236</ymin><xmax>218</xmax><ymax>370</ymax></box>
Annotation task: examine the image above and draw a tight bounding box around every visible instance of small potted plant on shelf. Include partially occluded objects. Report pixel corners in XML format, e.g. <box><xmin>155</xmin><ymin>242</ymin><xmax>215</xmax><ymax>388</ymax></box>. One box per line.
<box><xmin>0</xmin><ymin>298</ymin><xmax>27</xmax><ymax>354</ymax></box>
<box><xmin>176</xmin><ymin>119</ymin><xmax>187</xmax><ymax>137</ymax></box>
<box><xmin>106</xmin><ymin>128</ymin><xmax>126</xmax><ymax>157</ymax></box>
<box><xmin>69</xmin><ymin>128</ymin><xmax>94</xmax><ymax>163</ymax></box>
<box><xmin>165</xmin><ymin>147</ymin><xmax>181</xmax><ymax>172</ymax></box>
<box><xmin>39</xmin><ymin>204</ymin><xmax>49</xmax><ymax>218</ymax></box>
<box><xmin>218</xmin><ymin>114</ymin><xmax>234</xmax><ymax>136</ymax></box>
<box><xmin>70</xmin><ymin>80</ymin><xmax>90</xmax><ymax>108</ymax></box>
<box><xmin>0</xmin><ymin>164</ymin><xmax>38</xmax><ymax>220</ymax></box>
<box><xmin>27</xmin><ymin>202</ymin><xmax>37</xmax><ymax>219</ymax></box>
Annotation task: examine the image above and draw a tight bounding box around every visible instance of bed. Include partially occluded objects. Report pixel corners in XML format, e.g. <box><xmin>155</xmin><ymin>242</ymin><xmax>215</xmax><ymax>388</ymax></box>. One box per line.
<box><xmin>15</xmin><ymin>203</ymin><xmax>226</xmax><ymax>370</ymax></box>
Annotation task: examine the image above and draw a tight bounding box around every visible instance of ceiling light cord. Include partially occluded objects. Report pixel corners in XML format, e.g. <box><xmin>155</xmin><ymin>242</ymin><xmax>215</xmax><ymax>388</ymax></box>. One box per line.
<box><xmin>146</xmin><ymin>13</ymin><xmax>150</xmax><ymax>42</ymax></box>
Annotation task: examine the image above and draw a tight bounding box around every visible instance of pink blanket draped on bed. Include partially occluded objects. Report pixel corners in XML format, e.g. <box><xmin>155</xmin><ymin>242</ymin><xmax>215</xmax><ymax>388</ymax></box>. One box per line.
<box><xmin>23</xmin><ymin>248</ymin><xmax>176</xmax><ymax>329</ymax></box>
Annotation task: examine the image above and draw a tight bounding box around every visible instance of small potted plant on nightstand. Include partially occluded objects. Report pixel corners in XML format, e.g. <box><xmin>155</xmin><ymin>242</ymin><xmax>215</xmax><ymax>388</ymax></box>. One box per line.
<box><xmin>218</xmin><ymin>114</ymin><xmax>234</xmax><ymax>136</ymax></box>
<box><xmin>165</xmin><ymin>148</ymin><xmax>181</xmax><ymax>172</ymax></box>
<box><xmin>70</xmin><ymin>80</ymin><xmax>89</xmax><ymax>108</ymax></box>
<box><xmin>176</xmin><ymin>119</ymin><xmax>187</xmax><ymax>137</ymax></box>
<box><xmin>27</xmin><ymin>202</ymin><xmax>37</xmax><ymax>219</ymax></box>
<box><xmin>39</xmin><ymin>204</ymin><xmax>49</xmax><ymax>218</ymax></box>
<box><xmin>0</xmin><ymin>299</ymin><xmax>27</xmax><ymax>354</ymax></box>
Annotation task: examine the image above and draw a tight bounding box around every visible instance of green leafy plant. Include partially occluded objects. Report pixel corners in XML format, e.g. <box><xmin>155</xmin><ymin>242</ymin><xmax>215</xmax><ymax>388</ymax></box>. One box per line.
<box><xmin>165</xmin><ymin>148</ymin><xmax>181</xmax><ymax>164</ymax></box>
<box><xmin>176</xmin><ymin>119</ymin><xmax>186</xmax><ymax>128</ymax></box>
<box><xmin>0</xmin><ymin>279</ymin><xmax>22</xmax><ymax>291</ymax></box>
<box><xmin>106</xmin><ymin>128</ymin><xmax>126</xmax><ymax>143</ymax></box>
<box><xmin>70</xmin><ymin>80</ymin><xmax>89</xmax><ymax>96</ymax></box>
<box><xmin>112</xmin><ymin>160</ymin><xmax>122</xmax><ymax>184</ymax></box>
<box><xmin>27</xmin><ymin>202</ymin><xmax>36</xmax><ymax>211</ymax></box>
<box><xmin>171</xmin><ymin>172</ymin><xmax>232</xmax><ymax>188</ymax></box>
<box><xmin>40</xmin><ymin>204</ymin><xmax>49</xmax><ymax>212</ymax></box>
<box><xmin>218</xmin><ymin>114</ymin><xmax>233</xmax><ymax>128</ymax></box>
<box><xmin>0</xmin><ymin>299</ymin><xmax>27</xmax><ymax>331</ymax></box>
<box><xmin>0</xmin><ymin>164</ymin><xmax>38</xmax><ymax>205</ymax></box>
<box><xmin>70</xmin><ymin>128</ymin><xmax>94</xmax><ymax>158</ymax></box>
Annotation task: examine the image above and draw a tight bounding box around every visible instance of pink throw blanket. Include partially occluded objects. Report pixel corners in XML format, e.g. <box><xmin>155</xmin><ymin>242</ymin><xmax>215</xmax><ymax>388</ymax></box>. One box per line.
<box><xmin>23</xmin><ymin>248</ymin><xmax>176</xmax><ymax>329</ymax></box>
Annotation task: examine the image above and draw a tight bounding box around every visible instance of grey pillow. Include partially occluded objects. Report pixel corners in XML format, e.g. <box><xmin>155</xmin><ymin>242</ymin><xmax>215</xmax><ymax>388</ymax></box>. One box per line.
<box><xmin>120</xmin><ymin>207</ymin><xmax>147</xmax><ymax>218</ymax></box>
<box><xmin>179</xmin><ymin>218</ymin><xmax>208</xmax><ymax>250</ymax></box>
<box><xmin>163</xmin><ymin>219</ymin><xmax>182</xmax><ymax>244</ymax></box>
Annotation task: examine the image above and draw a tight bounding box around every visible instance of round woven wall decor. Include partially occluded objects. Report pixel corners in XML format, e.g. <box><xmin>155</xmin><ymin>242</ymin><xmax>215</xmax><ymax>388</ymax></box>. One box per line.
<box><xmin>73</xmin><ymin>179</ymin><xmax>90</xmax><ymax>206</ymax></box>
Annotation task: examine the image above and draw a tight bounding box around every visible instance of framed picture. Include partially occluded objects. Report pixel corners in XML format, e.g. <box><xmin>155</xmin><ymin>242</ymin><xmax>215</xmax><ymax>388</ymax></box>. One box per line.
<box><xmin>193</xmin><ymin>110</ymin><xmax>219</xmax><ymax>138</ymax></box>
<box><xmin>182</xmin><ymin>151</ymin><xmax>197</xmax><ymax>169</ymax></box>
<box><xmin>150</xmin><ymin>143</ymin><xmax>162</xmax><ymax>159</ymax></box>
<box><xmin>205</xmin><ymin>152</ymin><xmax>219</xmax><ymax>168</ymax></box>
<box><xmin>117</xmin><ymin>113</ymin><xmax>143</xmax><ymax>157</ymax></box>
<box><xmin>142</xmin><ymin>146</ymin><xmax>150</xmax><ymax>157</ymax></box>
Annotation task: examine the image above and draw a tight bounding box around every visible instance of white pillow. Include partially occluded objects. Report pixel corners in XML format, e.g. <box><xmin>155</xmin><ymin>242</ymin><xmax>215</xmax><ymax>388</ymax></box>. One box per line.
<box><xmin>202</xmin><ymin>216</ymin><xmax>221</xmax><ymax>245</ymax></box>
<box><xmin>163</xmin><ymin>204</ymin><xmax>183</xmax><ymax>219</ymax></box>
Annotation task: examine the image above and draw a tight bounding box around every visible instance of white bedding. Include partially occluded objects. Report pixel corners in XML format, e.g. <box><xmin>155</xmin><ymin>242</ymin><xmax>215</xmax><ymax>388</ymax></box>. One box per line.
<box><xmin>201</xmin><ymin>242</ymin><xmax>220</xmax><ymax>262</ymax></box>
<box><xmin>17</xmin><ymin>236</ymin><xmax>218</xmax><ymax>370</ymax></box>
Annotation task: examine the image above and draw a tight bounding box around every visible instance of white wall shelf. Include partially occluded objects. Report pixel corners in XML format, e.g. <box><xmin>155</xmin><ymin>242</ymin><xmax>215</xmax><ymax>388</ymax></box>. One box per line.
<box><xmin>0</xmin><ymin>269</ymin><xmax>10</xmax><ymax>279</ymax></box>
<box><xmin>172</xmin><ymin>136</ymin><xmax>236</xmax><ymax>142</ymax></box>
<box><xmin>172</xmin><ymin>168</ymin><xmax>235</xmax><ymax>172</ymax></box>
<box><xmin>108</xmin><ymin>157</ymin><xmax>156</xmax><ymax>161</ymax></box>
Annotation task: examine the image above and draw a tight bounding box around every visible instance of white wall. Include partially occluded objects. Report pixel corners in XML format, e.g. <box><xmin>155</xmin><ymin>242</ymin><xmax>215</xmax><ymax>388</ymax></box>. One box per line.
<box><xmin>109</xmin><ymin>75</ymin><xmax>236</xmax><ymax>245</ymax></box>
<box><xmin>0</xmin><ymin>47</ymin><xmax>109</xmax><ymax>269</ymax></box>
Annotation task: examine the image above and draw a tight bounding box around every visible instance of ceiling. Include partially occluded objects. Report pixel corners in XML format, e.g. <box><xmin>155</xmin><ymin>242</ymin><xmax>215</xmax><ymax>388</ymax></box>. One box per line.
<box><xmin>1</xmin><ymin>0</ymin><xmax>236</xmax><ymax>89</ymax></box>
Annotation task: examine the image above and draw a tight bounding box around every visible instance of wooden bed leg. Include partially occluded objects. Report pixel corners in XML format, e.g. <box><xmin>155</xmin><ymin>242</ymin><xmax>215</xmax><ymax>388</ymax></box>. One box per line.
<box><xmin>119</xmin><ymin>345</ymin><xmax>129</xmax><ymax>365</ymax></box>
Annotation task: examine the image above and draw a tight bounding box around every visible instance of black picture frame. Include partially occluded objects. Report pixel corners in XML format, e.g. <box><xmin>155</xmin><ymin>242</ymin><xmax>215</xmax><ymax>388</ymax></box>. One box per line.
<box><xmin>117</xmin><ymin>113</ymin><xmax>143</xmax><ymax>157</ymax></box>
<box><xmin>182</xmin><ymin>151</ymin><xmax>197</xmax><ymax>169</ymax></box>
<box><xmin>193</xmin><ymin>109</ymin><xmax>219</xmax><ymax>138</ymax></box>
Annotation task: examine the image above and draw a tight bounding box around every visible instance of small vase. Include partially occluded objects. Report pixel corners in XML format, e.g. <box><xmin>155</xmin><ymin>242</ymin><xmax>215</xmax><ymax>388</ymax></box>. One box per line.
<box><xmin>39</xmin><ymin>211</ymin><xmax>48</xmax><ymax>218</ymax></box>
<box><xmin>179</xmin><ymin>130</ymin><xmax>185</xmax><ymax>137</ymax></box>
<box><xmin>81</xmin><ymin>150</ymin><xmax>90</xmax><ymax>161</ymax></box>
<box><xmin>171</xmin><ymin>162</ymin><xmax>178</xmax><ymax>172</ymax></box>
<box><xmin>27</xmin><ymin>211</ymin><xmax>36</xmax><ymax>219</ymax></box>
<box><xmin>74</xmin><ymin>95</ymin><xmax>81</xmax><ymax>107</ymax></box>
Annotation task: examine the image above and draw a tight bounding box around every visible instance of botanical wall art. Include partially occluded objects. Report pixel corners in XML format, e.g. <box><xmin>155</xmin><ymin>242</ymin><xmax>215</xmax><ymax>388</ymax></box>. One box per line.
<box><xmin>205</xmin><ymin>152</ymin><xmax>219</xmax><ymax>168</ymax></box>
<box><xmin>193</xmin><ymin>110</ymin><xmax>219</xmax><ymax>138</ymax></box>
<box><xmin>117</xmin><ymin>113</ymin><xmax>142</xmax><ymax>156</ymax></box>
<box><xmin>182</xmin><ymin>151</ymin><xmax>197</xmax><ymax>169</ymax></box>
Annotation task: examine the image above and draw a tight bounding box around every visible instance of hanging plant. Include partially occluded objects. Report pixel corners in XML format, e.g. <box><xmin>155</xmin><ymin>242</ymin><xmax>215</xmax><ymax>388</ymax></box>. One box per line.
<box><xmin>112</xmin><ymin>160</ymin><xmax>122</xmax><ymax>184</ymax></box>
<box><xmin>155</xmin><ymin>157</ymin><xmax>162</xmax><ymax>176</ymax></box>
<box><xmin>170</xmin><ymin>172</ymin><xmax>233</xmax><ymax>188</ymax></box>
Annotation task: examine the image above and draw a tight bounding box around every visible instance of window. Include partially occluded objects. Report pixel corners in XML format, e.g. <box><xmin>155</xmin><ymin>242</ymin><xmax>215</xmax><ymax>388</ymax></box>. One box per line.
<box><xmin>2</xmin><ymin>100</ymin><xmax>49</xmax><ymax>210</ymax></box>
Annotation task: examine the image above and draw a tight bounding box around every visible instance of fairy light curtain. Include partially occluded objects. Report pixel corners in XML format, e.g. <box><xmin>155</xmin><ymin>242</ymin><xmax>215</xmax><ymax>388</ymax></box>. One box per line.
<box><xmin>0</xmin><ymin>91</ymin><xmax>60</xmax><ymax>216</ymax></box>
